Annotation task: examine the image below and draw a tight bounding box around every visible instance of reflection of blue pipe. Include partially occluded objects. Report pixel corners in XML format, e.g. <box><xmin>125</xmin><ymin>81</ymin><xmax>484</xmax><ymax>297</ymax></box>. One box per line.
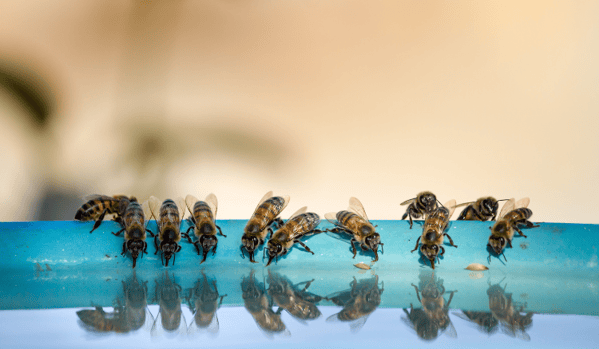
<box><xmin>0</xmin><ymin>221</ymin><xmax>598</xmax><ymax>314</ymax></box>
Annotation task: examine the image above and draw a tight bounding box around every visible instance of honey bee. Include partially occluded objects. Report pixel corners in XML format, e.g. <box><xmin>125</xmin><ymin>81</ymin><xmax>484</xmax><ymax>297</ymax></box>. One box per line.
<box><xmin>186</xmin><ymin>272</ymin><xmax>227</xmax><ymax>336</ymax></box>
<box><xmin>242</xmin><ymin>191</ymin><xmax>289</xmax><ymax>263</ymax></box>
<box><xmin>455</xmin><ymin>197</ymin><xmax>509</xmax><ymax>221</ymax></box>
<box><xmin>76</xmin><ymin>305</ymin><xmax>128</xmax><ymax>334</ymax></box>
<box><xmin>147</xmin><ymin>196</ymin><xmax>186</xmax><ymax>267</ymax></box>
<box><xmin>151</xmin><ymin>271</ymin><xmax>187</xmax><ymax>338</ymax></box>
<box><xmin>326</xmin><ymin>275</ymin><xmax>384</xmax><ymax>333</ymax></box>
<box><xmin>121</xmin><ymin>271</ymin><xmax>154</xmax><ymax>332</ymax></box>
<box><xmin>265</xmin><ymin>207</ymin><xmax>321</xmax><ymax>266</ymax></box>
<box><xmin>267</xmin><ymin>270</ymin><xmax>322</xmax><ymax>321</ymax></box>
<box><xmin>401</xmin><ymin>191</ymin><xmax>440</xmax><ymax>229</ymax></box>
<box><xmin>183</xmin><ymin>194</ymin><xmax>226</xmax><ymax>264</ymax></box>
<box><xmin>112</xmin><ymin>199</ymin><xmax>154</xmax><ymax>268</ymax></box>
<box><xmin>487</xmin><ymin>279</ymin><xmax>534</xmax><ymax>341</ymax></box>
<box><xmin>241</xmin><ymin>270</ymin><xmax>288</xmax><ymax>335</ymax></box>
<box><xmin>325</xmin><ymin>197</ymin><xmax>383</xmax><ymax>262</ymax></box>
<box><xmin>488</xmin><ymin>198</ymin><xmax>539</xmax><ymax>261</ymax></box>
<box><xmin>75</xmin><ymin>195</ymin><xmax>136</xmax><ymax>233</ymax></box>
<box><xmin>401</xmin><ymin>273</ymin><xmax>457</xmax><ymax>341</ymax></box>
<box><xmin>453</xmin><ymin>311</ymin><xmax>499</xmax><ymax>336</ymax></box>
<box><xmin>411</xmin><ymin>200</ymin><xmax>458</xmax><ymax>269</ymax></box>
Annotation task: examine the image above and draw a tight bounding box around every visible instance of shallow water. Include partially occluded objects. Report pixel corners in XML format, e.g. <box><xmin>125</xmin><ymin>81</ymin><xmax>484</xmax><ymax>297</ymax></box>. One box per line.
<box><xmin>1</xmin><ymin>221</ymin><xmax>598</xmax><ymax>347</ymax></box>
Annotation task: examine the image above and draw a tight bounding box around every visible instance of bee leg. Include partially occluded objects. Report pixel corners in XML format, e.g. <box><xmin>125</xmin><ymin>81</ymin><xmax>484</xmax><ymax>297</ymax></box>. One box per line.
<box><xmin>193</xmin><ymin>241</ymin><xmax>201</xmax><ymax>255</ymax></box>
<box><xmin>444</xmin><ymin>233</ymin><xmax>458</xmax><ymax>248</ymax></box>
<box><xmin>176</xmin><ymin>243</ymin><xmax>182</xmax><ymax>253</ymax></box>
<box><xmin>350</xmin><ymin>238</ymin><xmax>358</xmax><ymax>258</ymax></box>
<box><xmin>408</xmin><ymin>213</ymin><xmax>414</xmax><ymax>229</ymax></box>
<box><xmin>216</xmin><ymin>225</ymin><xmax>227</xmax><ymax>237</ymax></box>
<box><xmin>121</xmin><ymin>241</ymin><xmax>127</xmax><ymax>255</ymax></box>
<box><xmin>249</xmin><ymin>251</ymin><xmax>257</xmax><ymax>263</ymax></box>
<box><xmin>379</xmin><ymin>243</ymin><xmax>384</xmax><ymax>254</ymax></box>
<box><xmin>143</xmin><ymin>241</ymin><xmax>148</xmax><ymax>255</ymax></box>
<box><xmin>439</xmin><ymin>246</ymin><xmax>445</xmax><ymax>256</ymax></box>
<box><xmin>372</xmin><ymin>249</ymin><xmax>379</xmax><ymax>262</ymax></box>
<box><xmin>212</xmin><ymin>244</ymin><xmax>217</xmax><ymax>256</ymax></box>
<box><xmin>273</xmin><ymin>218</ymin><xmax>284</xmax><ymax>229</ymax></box>
<box><xmin>112</xmin><ymin>228</ymin><xmax>125</xmax><ymax>236</ymax></box>
<box><xmin>294</xmin><ymin>240</ymin><xmax>314</xmax><ymax>255</ymax></box>
<box><xmin>268</xmin><ymin>227</ymin><xmax>274</xmax><ymax>239</ymax></box>
<box><xmin>145</xmin><ymin>228</ymin><xmax>155</xmax><ymax>238</ymax></box>
<box><xmin>525</xmin><ymin>220</ymin><xmax>540</xmax><ymax>228</ymax></box>
<box><xmin>411</xmin><ymin>284</ymin><xmax>421</xmax><ymax>303</ymax></box>
<box><xmin>411</xmin><ymin>236</ymin><xmax>421</xmax><ymax>253</ymax></box>
<box><xmin>154</xmin><ymin>235</ymin><xmax>159</xmax><ymax>255</ymax></box>
<box><xmin>507</xmin><ymin>239</ymin><xmax>513</xmax><ymax>248</ymax></box>
<box><xmin>183</xmin><ymin>226</ymin><xmax>194</xmax><ymax>243</ymax></box>
<box><xmin>514</xmin><ymin>225</ymin><xmax>528</xmax><ymax>238</ymax></box>
<box><xmin>240</xmin><ymin>245</ymin><xmax>246</xmax><ymax>259</ymax></box>
<box><xmin>90</xmin><ymin>209</ymin><xmax>108</xmax><ymax>233</ymax></box>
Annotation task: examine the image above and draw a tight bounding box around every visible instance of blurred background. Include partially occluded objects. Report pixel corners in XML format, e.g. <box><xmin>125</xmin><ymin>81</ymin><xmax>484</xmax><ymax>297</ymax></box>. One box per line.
<box><xmin>0</xmin><ymin>1</ymin><xmax>597</xmax><ymax>223</ymax></box>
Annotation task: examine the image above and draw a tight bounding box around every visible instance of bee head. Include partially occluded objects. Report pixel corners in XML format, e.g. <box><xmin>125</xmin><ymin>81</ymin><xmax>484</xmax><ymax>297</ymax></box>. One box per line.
<box><xmin>488</xmin><ymin>236</ymin><xmax>506</xmax><ymax>255</ymax></box>
<box><xmin>364</xmin><ymin>233</ymin><xmax>381</xmax><ymax>252</ymax></box>
<box><xmin>482</xmin><ymin>198</ymin><xmax>498</xmax><ymax>216</ymax></box>
<box><xmin>160</xmin><ymin>242</ymin><xmax>180</xmax><ymax>266</ymax></box>
<box><xmin>242</xmin><ymin>235</ymin><xmax>260</xmax><ymax>253</ymax></box>
<box><xmin>200</xmin><ymin>235</ymin><xmax>218</xmax><ymax>252</ymax></box>
<box><xmin>265</xmin><ymin>240</ymin><xmax>283</xmax><ymax>266</ymax></box>
<box><xmin>127</xmin><ymin>240</ymin><xmax>146</xmax><ymax>268</ymax></box>
<box><xmin>420</xmin><ymin>192</ymin><xmax>437</xmax><ymax>212</ymax></box>
<box><xmin>420</xmin><ymin>244</ymin><xmax>440</xmax><ymax>268</ymax></box>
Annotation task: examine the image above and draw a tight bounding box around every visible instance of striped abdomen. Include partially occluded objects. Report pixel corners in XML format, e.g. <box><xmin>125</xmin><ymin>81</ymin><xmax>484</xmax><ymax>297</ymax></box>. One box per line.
<box><xmin>276</xmin><ymin>213</ymin><xmax>320</xmax><ymax>241</ymax></box>
<box><xmin>504</xmin><ymin>208</ymin><xmax>533</xmax><ymax>223</ymax></box>
<box><xmin>158</xmin><ymin>199</ymin><xmax>181</xmax><ymax>241</ymax></box>
<box><xmin>75</xmin><ymin>196</ymin><xmax>120</xmax><ymax>221</ymax></box>
<box><xmin>423</xmin><ymin>207</ymin><xmax>450</xmax><ymax>233</ymax></box>
<box><xmin>249</xmin><ymin>196</ymin><xmax>286</xmax><ymax>230</ymax></box>
<box><xmin>336</xmin><ymin>210</ymin><xmax>372</xmax><ymax>235</ymax></box>
<box><xmin>192</xmin><ymin>201</ymin><xmax>216</xmax><ymax>237</ymax></box>
<box><xmin>123</xmin><ymin>201</ymin><xmax>146</xmax><ymax>240</ymax></box>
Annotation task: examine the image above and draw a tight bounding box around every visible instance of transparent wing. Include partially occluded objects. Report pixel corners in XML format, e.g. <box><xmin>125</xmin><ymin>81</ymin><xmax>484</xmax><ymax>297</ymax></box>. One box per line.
<box><xmin>175</xmin><ymin>197</ymin><xmax>186</xmax><ymax>220</ymax></box>
<box><xmin>289</xmin><ymin>213</ymin><xmax>321</xmax><ymax>240</ymax></box>
<box><xmin>454</xmin><ymin>201</ymin><xmax>474</xmax><ymax>208</ymax></box>
<box><xmin>205</xmin><ymin>193</ymin><xmax>218</xmax><ymax>219</ymax></box>
<box><xmin>256</xmin><ymin>191</ymin><xmax>274</xmax><ymax>210</ymax></box>
<box><xmin>443</xmin><ymin>320</ymin><xmax>457</xmax><ymax>338</ymax></box>
<box><xmin>498</xmin><ymin>198</ymin><xmax>516</xmax><ymax>219</ymax></box>
<box><xmin>151</xmin><ymin>309</ymin><xmax>187</xmax><ymax>339</ymax></box>
<box><xmin>187</xmin><ymin>314</ymin><xmax>219</xmax><ymax>337</ymax></box>
<box><xmin>142</xmin><ymin>200</ymin><xmax>154</xmax><ymax>221</ymax></box>
<box><xmin>400</xmin><ymin>198</ymin><xmax>416</xmax><ymax>206</ymax></box>
<box><xmin>515</xmin><ymin>197</ymin><xmax>530</xmax><ymax>209</ymax></box>
<box><xmin>185</xmin><ymin>195</ymin><xmax>199</xmax><ymax>224</ymax></box>
<box><xmin>141</xmin><ymin>307</ymin><xmax>155</xmax><ymax>332</ymax></box>
<box><xmin>348</xmin><ymin>315</ymin><xmax>369</xmax><ymax>333</ymax></box>
<box><xmin>348</xmin><ymin>197</ymin><xmax>369</xmax><ymax>222</ymax></box>
<box><xmin>288</xmin><ymin>206</ymin><xmax>308</xmax><ymax>220</ymax></box>
<box><xmin>325</xmin><ymin>212</ymin><xmax>339</xmax><ymax>226</ymax></box>
<box><xmin>148</xmin><ymin>196</ymin><xmax>162</xmax><ymax>223</ymax></box>
<box><xmin>444</xmin><ymin>199</ymin><xmax>457</xmax><ymax>219</ymax></box>
<box><xmin>279</xmin><ymin>195</ymin><xmax>291</xmax><ymax>214</ymax></box>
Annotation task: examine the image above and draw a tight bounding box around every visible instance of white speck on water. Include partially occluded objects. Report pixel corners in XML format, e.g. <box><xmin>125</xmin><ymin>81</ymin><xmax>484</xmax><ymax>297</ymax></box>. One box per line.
<box><xmin>587</xmin><ymin>255</ymin><xmax>598</xmax><ymax>268</ymax></box>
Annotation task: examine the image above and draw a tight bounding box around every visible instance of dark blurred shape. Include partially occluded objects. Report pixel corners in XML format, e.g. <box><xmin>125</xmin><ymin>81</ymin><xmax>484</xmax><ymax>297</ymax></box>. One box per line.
<box><xmin>0</xmin><ymin>63</ymin><xmax>55</xmax><ymax>127</ymax></box>
<box><xmin>35</xmin><ymin>188</ymin><xmax>82</xmax><ymax>221</ymax></box>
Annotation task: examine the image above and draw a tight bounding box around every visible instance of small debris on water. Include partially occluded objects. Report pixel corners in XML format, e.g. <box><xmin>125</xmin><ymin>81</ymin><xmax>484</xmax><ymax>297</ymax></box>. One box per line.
<box><xmin>465</xmin><ymin>263</ymin><xmax>489</xmax><ymax>271</ymax></box>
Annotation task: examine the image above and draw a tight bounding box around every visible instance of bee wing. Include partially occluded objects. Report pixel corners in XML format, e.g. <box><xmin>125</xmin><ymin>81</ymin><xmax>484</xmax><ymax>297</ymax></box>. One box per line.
<box><xmin>443</xmin><ymin>320</ymin><xmax>457</xmax><ymax>338</ymax></box>
<box><xmin>173</xmin><ymin>197</ymin><xmax>186</xmax><ymax>220</ymax></box>
<box><xmin>255</xmin><ymin>191</ymin><xmax>274</xmax><ymax>210</ymax></box>
<box><xmin>444</xmin><ymin>199</ymin><xmax>457</xmax><ymax>219</ymax></box>
<box><xmin>289</xmin><ymin>213</ymin><xmax>321</xmax><ymax>240</ymax></box>
<box><xmin>348</xmin><ymin>197</ymin><xmax>369</xmax><ymax>222</ymax></box>
<box><xmin>141</xmin><ymin>307</ymin><xmax>155</xmax><ymax>332</ymax></box>
<box><xmin>400</xmin><ymin>314</ymin><xmax>415</xmax><ymax>330</ymax></box>
<box><xmin>498</xmin><ymin>198</ymin><xmax>516</xmax><ymax>218</ymax></box>
<box><xmin>205</xmin><ymin>193</ymin><xmax>218</xmax><ymax>219</ymax></box>
<box><xmin>325</xmin><ymin>212</ymin><xmax>339</xmax><ymax>225</ymax></box>
<box><xmin>515</xmin><ymin>197</ymin><xmax>530</xmax><ymax>209</ymax></box>
<box><xmin>454</xmin><ymin>201</ymin><xmax>474</xmax><ymax>208</ymax></box>
<box><xmin>348</xmin><ymin>315</ymin><xmax>370</xmax><ymax>333</ymax></box>
<box><xmin>400</xmin><ymin>198</ymin><xmax>416</xmax><ymax>206</ymax></box>
<box><xmin>185</xmin><ymin>195</ymin><xmax>199</xmax><ymax>224</ymax></box>
<box><xmin>142</xmin><ymin>200</ymin><xmax>154</xmax><ymax>221</ymax></box>
<box><xmin>187</xmin><ymin>312</ymin><xmax>220</xmax><ymax>337</ymax></box>
<box><xmin>150</xmin><ymin>310</ymin><xmax>163</xmax><ymax>338</ymax></box>
<box><xmin>148</xmin><ymin>196</ymin><xmax>162</xmax><ymax>222</ymax></box>
<box><xmin>279</xmin><ymin>195</ymin><xmax>291</xmax><ymax>214</ymax></box>
<box><xmin>288</xmin><ymin>206</ymin><xmax>308</xmax><ymax>220</ymax></box>
<box><xmin>325</xmin><ymin>312</ymin><xmax>340</xmax><ymax>323</ymax></box>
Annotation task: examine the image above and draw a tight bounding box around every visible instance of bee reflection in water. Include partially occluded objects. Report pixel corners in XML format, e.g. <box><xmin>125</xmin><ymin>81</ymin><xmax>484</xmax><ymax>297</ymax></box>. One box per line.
<box><xmin>267</xmin><ymin>270</ymin><xmax>324</xmax><ymax>323</ymax></box>
<box><xmin>326</xmin><ymin>275</ymin><xmax>384</xmax><ymax>333</ymax></box>
<box><xmin>241</xmin><ymin>270</ymin><xmax>289</xmax><ymax>336</ymax></box>
<box><xmin>185</xmin><ymin>271</ymin><xmax>227</xmax><ymax>336</ymax></box>
<box><xmin>76</xmin><ymin>271</ymin><xmax>153</xmax><ymax>335</ymax></box>
<box><xmin>402</xmin><ymin>272</ymin><xmax>457</xmax><ymax>341</ymax></box>
<box><xmin>151</xmin><ymin>271</ymin><xmax>187</xmax><ymax>338</ymax></box>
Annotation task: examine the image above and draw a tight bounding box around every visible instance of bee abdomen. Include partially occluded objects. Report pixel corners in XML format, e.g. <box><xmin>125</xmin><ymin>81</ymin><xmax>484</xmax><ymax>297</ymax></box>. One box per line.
<box><xmin>336</xmin><ymin>210</ymin><xmax>356</xmax><ymax>224</ymax></box>
<box><xmin>193</xmin><ymin>201</ymin><xmax>214</xmax><ymax>219</ymax></box>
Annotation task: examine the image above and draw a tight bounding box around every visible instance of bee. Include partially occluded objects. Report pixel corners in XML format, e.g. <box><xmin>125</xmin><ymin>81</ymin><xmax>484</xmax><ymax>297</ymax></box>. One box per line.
<box><xmin>112</xmin><ymin>199</ymin><xmax>154</xmax><ymax>268</ymax></box>
<box><xmin>267</xmin><ymin>270</ymin><xmax>322</xmax><ymax>321</ymax></box>
<box><xmin>121</xmin><ymin>271</ymin><xmax>154</xmax><ymax>332</ymax></box>
<box><xmin>151</xmin><ymin>271</ymin><xmax>187</xmax><ymax>338</ymax></box>
<box><xmin>242</xmin><ymin>191</ymin><xmax>289</xmax><ymax>263</ymax></box>
<box><xmin>147</xmin><ymin>196</ymin><xmax>186</xmax><ymax>267</ymax></box>
<box><xmin>487</xmin><ymin>279</ymin><xmax>534</xmax><ymax>341</ymax></box>
<box><xmin>488</xmin><ymin>198</ymin><xmax>539</xmax><ymax>261</ymax></box>
<box><xmin>265</xmin><ymin>207</ymin><xmax>321</xmax><ymax>266</ymax></box>
<box><xmin>241</xmin><ymin>270</ymin><xmax>288</xmax><ymax>335</ymax></box>
<box><xmin>186</xmin><ymin>272</ymin><xmax>227</xmax><ymax>336</ymax></box>
<box><xmin>325</xmin><ymin>197</ymin><xmax>383</xmax><ymax>262</ymax></box>
<box><xmin>456</xmin><ymin>197</ymin><xmax>509</xmax><ymax>221</ymax></box>
<box><xmin>400</xmin><ymin>191</ymin><xmax>440</xmax><ymax>229</ymax></box>
<box><xmin>401</xmin><ymin>273</ymin><xmax>457</xmax><ymax>341</ymax></box>
<box><xmin>75</xmin><ymin>195</ymin><xmax>136</xmax><ymax>233</ymax></box>
<box><xmin>76</xmin><ymin>304</ymin><xmax>128</xmax><ymax>334</ymax></box>
<box><xmin>411</xmin><ymin>200</ymin><xmax>458</xmax><ymax>269</ymax></box>
<box><xmin>326</xmin><ymin>275</ymin><xmax>384</xmax><ymax>333</ymax></box>
<box><xmin>183</xmin><ymin>194</ymin><xmax>226</xmax><ymax>264</ymax></box>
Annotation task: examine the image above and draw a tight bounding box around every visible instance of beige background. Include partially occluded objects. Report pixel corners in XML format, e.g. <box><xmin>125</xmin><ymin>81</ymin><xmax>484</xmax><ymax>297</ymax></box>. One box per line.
<box><xmin>0</xmin><ymin>1</ymin><xmax>597</xmax><ymax>222</ymax></box>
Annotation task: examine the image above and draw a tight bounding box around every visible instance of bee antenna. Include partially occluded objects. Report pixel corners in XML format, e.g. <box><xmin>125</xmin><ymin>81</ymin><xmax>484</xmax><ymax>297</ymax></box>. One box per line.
<box><xmin>497</xmin><ymin>199</ymin><xmax>510</xmax><ymax>202</ymax></box>
<box><xmin>436</xmin><ymin>199</ymin><xmax>444</xmax><ymax>208</ymax></box>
